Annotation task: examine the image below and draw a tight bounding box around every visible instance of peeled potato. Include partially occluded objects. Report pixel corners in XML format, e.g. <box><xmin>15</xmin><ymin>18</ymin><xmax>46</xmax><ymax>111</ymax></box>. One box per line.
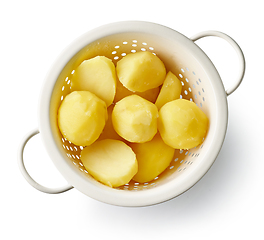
<box><xmin>155</xmin><ymin>71</ymin><xmax>182</xmax><ymax>110</ymax></box>
<box><xmin>116</xmin><ymin>51</ymin><xmax>166</xmax><ymax>92</ymax></box>
<box><xmin>158</xmin><ymin>99</ymin><xmax>209</xmax><ymax>149</ymax></box>
<box><xmin>71</xmin><ymin>56</ymin><xmax>116</xmax><ymax>106</ymax></box>
<box><xmin>114</xmin><ymin>78</ymin><xmax>160</xmax><ymax>103</ymax></box>
<box><xmin>81</xmin><ymin>139</ymin><xmax>138</xmax><ymax>188</ymax></box>
<box><xmin>130</xmin><ymin>134</ymin><xmax>175</xmax><ymax>183</ymax></box>
<box><xmin>58</xmin><ymin>91</ymin><xmax>107</xmax><ymax>146</ymax></box>
<box><xmin>112</xmin><ymin>95</ymin><xmax>159</xmax><ymax>143</ymax></box>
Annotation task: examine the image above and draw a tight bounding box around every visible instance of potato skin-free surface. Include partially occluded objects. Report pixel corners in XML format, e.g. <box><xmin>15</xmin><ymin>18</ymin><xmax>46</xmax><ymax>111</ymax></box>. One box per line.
<box><xmin>71</xmin><ymin>56</ymin><xmax>116</xmax><ymax>107</ymax></box>
<box><xmin>130</xmin><ymin>134</ymin><xmax>175</xmax><ymax>183</ymax></box>
<box><xmin>158</xmin><ymin>99</ymin><xmax>209</xmax><ymax>149</ymax></box>
<box><xmin>112</xmin><ymin>95</ymin><xmax>159</xmax><ymax>143</ymax></box>
<box><xmin>155</xmin><ymin>71</ymin><xmax>182</xmax><ymax>110</ymax></box>
<box><xmin>81</xmin><ymin>139</ymin><xmax>138</xmax><ymax>188</ymax></box>
<box><xmin>58</xmin><ymin>91</ymin><xmax>107</xmax><ymax>146</ymax></box>
<box><xmin>116</xmin><ymin>51</ymin><xmax>166</xmax><ymax>92</ymax></box>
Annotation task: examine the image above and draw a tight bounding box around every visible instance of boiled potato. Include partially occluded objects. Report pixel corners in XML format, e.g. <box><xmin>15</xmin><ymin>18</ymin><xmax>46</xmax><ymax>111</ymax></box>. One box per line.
<box><xmin>114</xmin><ymin>78</ymin><xmax>160</xmax><ymax>103</ymax></box>
<box><xmin>158</xmin><ymin>99</ymin><xmax>209</xmax><ymax>149</ymax></box>
<box><xmin>155</xmin><ymin>71</ymin><xmax>182</xmax><ymax>110</ymax></box>
<box><xmin>116</xmin><ymin>51</ymin><xmax>166</xmax><ymax>92</ymax></box>
<box><xmin>130</xmin><ymin>134</ymin><xmax>175</xmax><ymax>183</ymax></box>
<box><xmin>71</xmin><ymin>56</ymin><xmax>116</xmax><ymax>107</ymax></box>
<box><xmin>112</xmin><ymin>95</ymin><xmax>159</xmax><ymax>143</ymax></box>
<box><xmin>81</xmin><ymin>139</ymin><xmax>138</xmax><ymax>188</ymax></box>
<box><xmin>58</xmin><ymin>91</ymin><xmax>107</xmax><ymax>146</ymax></box>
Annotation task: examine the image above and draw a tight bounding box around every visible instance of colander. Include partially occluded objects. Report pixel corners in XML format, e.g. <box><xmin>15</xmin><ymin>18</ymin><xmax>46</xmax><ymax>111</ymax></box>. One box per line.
<box><xmin>18</xmin><ymin>21</ymin><xmax>245</xmax><ymax>207</ymax></box>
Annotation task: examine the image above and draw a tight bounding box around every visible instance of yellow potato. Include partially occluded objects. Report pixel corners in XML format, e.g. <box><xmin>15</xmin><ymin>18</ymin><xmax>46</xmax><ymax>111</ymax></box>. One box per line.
<box><xmin>81</xmin><ymin>139</ymin><xmax>138</xmax><ymax>188</ymax></box>
<box><xmin>155</xmin><ymin>71</ymin><xmax>182</xmax><ymax>110</ymax></box>
<box><xmin>71</xmin><ymin>56</ymin><xmax>116</xmax><ymax>107</ymax></box>
<box><xmin>158</xmin><ymin>99</ymin><xmax>209</xmax><ymax>149</ymax></box>
<box><xmin>130</xmin><ymin>134</ymin><xmax>175</xmax><ymax>183</ymax></box>
<box><xmin>114</xmin><ymin>78</ymin><xmax>160</xmax><ymax>103</ymax></box>
<box><xmin>112</xmin><ymin>95</ymin><xmax>159</xmax><ymax>143</ymax></box>
<box><xmin>58</xmin><ymin>91</ymin><xmax>107</xmax><ymax>146</ymax></box>
<box><xmin>116</xmin><ymin>51</ymin><xmax>166</xmax><ymax>92</ymax></box>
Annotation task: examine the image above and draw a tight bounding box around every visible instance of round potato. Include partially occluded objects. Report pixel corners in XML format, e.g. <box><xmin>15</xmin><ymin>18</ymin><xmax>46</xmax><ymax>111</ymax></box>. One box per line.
<box><xmin>116</xmin><ymin>51</ymin><xmax>166</xmax><ymax>92</ymax></box>
<box><xmin>58</xmin><ymin>91</ymin><xmax>107</xmax><ymax>146</ymax></box>
<box><xmin>112</xmin><ymin>95</ymin><xmax>159</xmax><ymax>143</ymax></box>
<box><xmin>158</xmin><ymin>99</ymin><xmax>209</xmax><ymax>149</ymax></box>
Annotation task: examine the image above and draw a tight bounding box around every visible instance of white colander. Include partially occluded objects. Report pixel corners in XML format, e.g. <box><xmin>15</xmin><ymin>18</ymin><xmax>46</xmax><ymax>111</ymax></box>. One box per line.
<box><xmin>18</xmin><ymin>21</ymin><xmax>245</xmax><ymax>207</ymax></box>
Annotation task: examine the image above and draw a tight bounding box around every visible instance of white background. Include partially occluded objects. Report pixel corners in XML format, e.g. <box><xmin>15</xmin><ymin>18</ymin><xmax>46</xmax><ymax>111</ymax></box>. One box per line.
<box><xmin>1</xmin><ymin>1</ymin><xmax>263</xmax><ymax>239</ymax></box>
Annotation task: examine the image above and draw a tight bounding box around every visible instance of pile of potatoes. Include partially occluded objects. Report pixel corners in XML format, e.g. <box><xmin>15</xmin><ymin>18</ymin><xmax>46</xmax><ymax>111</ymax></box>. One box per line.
<box><xmin>58</xmin><ymin>52</ymin><xmax>209</xmax><ymax>188</ymax></box>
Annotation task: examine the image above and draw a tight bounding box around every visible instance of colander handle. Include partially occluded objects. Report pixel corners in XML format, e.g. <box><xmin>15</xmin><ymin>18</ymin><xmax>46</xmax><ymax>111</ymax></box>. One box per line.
<box><xmin>190</xmin><ymin>31</ymin><xmax>245</xmax><ymax>96</ymax></box>
<box><xmin>17</xmin><ymin>128</ymin><xmax>73</xmax><ymax>194</ymax></box>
